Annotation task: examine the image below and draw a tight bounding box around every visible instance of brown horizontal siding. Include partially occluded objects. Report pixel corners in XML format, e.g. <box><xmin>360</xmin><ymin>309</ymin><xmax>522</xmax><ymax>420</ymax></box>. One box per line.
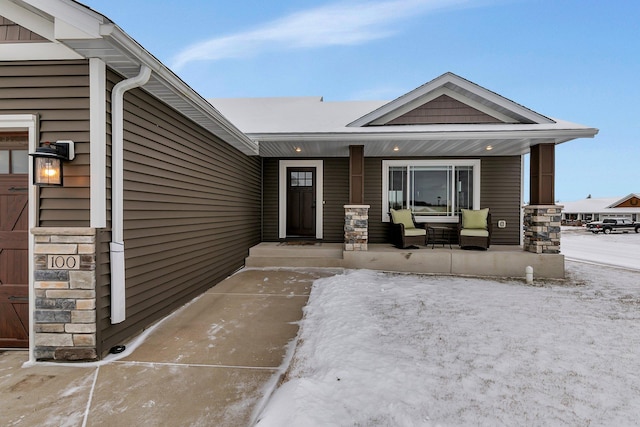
<box><xmin>322</xmin><ymin>158</ymin><xmax>349</xmax><ymax>242</ymax></box>
<box><xmin>480</xmin><ymin>156</ymin><xmax>522</xmax><ymax>245</ymax></box>
<box><xmin>364</xmin><ymin>158</ymin><xmax>387</xmax><ymax>243</ymax></box>
<box><xmin>387</xmin><ymin>95</ymin><xmax>501</xmax><ymax>125</ymax></box>
<box><xmin>94</xmin><ymin>229</ymin><xmax>111</xmax><ymax>357</ymax></box>
<box><xmin>0</xmin><ymin>60</ymin><xmax>91</xmax><ymax>226</ymax></box>
<box><xmin>98</xmin><ymin>69</ymin><xmax>261</xmax><ymax>356</ymax></box>
<box><xmin>262</xmin><ymin>159</ymin><xmax>279</xmax><ymax>241</ymax></box>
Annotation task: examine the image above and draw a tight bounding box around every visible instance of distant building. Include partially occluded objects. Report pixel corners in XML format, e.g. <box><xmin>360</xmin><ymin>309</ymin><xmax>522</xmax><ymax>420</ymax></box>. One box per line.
<box><xmin>562</xmin><ymin>194</ymin><xmax>640</xmax><ymax>224</ymax></box>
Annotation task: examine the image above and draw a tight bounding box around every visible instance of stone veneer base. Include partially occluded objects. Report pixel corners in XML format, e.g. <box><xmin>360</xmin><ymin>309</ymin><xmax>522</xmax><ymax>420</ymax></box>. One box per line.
<box><xmin>523</xmin><ymin>205</ymin><xmax>563</xmax><ymax>254</ymax></box>
<box><xmin>32</xmin><ymin>227</ymin><xmax>98</xmax><ymax>361</ymax></box>
<box><xmin>344</xmin><ymin>205</ymin><xmax>370</xmax><ymax>251</ymax></box>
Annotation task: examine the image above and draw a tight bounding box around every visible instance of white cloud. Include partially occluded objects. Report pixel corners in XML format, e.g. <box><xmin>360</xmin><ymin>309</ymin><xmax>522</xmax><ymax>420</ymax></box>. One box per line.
<box><xmin>171</xmin><ymin>0</ymin><xmax>470</xmax><ymax>71</ymax></box>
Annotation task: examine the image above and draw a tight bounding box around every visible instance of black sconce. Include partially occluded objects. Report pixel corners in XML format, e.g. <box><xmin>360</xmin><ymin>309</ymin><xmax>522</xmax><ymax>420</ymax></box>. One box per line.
<box><xmin>30</xmin><ymin>140</ymin><xmax>75</xmax><ymax>186</ymax></box>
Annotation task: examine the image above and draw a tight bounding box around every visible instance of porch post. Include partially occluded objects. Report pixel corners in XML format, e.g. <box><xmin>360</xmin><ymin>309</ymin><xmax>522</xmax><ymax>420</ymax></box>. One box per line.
<box><xmin>525</xmin><ymin>143</ymin><xmax>562</xmax><ymax>254</ymax></box>
<box><xmin>530</xmin><ymin>143</ymin><xmax>555</xmax><ymax>205</ymax></box>
<box><xmin>344</xmin><ymin>146</ymin><xmax>369</xmax><ymax>251</ymax></box>
<box><xmin>349</xmin><ymin>145</ymin><xmax>364</xmax><ymax>204</ymax></box>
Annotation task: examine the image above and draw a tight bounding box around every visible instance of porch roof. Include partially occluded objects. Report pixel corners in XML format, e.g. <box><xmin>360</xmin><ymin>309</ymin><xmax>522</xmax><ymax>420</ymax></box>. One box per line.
<box><xmin>210</xmin><ymin>73</ymin><xmax>598</xmax><ymax>158</ymax></box>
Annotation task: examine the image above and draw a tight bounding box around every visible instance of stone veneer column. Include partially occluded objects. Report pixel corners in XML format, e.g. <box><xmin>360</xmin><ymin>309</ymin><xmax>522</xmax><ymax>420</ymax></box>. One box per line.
<box><xmin>344</xmin><ymin>205</ymin><xmax>370</xmax><ymax>251</ymax></box>
<box><xmin>32</xmin><ymin>228</ymin><xmax>97</xmax><ymax>361</ymax></box>
<box><xmin>523</xmin><ymin>205</ymin><xmax>563</xmax><ymax>254</ymax></box>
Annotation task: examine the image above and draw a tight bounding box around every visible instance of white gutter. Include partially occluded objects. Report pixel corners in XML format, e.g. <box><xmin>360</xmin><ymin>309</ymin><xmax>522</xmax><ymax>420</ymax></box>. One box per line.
<box><xmin>110</xmin><ymin>65</ymin><xmax>151</xmax><ymax>324</ymax></box>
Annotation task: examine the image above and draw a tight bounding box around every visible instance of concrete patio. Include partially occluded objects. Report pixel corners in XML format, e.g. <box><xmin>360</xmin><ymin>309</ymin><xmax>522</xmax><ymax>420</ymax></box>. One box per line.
<box><xmin>0</xmin><ymin>269</ymin><xmax>338</xmax><ymax>426</ymax></box>
<box><xmin>246</xmin><ymin>243</ymin><xmax>566</xmax><ymax>279</ymax></box>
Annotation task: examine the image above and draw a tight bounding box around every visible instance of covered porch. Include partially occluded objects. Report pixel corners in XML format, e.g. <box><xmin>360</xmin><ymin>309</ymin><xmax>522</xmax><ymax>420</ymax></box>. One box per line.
<box><xmin>245</xmin><ymin>242</ymin><xmax>564</xmax><ymax>279</ymax></box>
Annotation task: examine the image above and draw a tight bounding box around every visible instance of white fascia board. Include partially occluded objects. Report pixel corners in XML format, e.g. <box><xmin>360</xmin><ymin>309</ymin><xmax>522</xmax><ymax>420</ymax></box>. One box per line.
<box><xmin>349</xmin><ymin>72</ymin><xmax>553</xmax><ymax>127</ymax></box>
<box><xmin>0</xmin><ymin>0</ymin><xmax>55</xmax><ymax>39</ymax></box>
<box><xmin>0</xmin><ymin>42</ymin><xmax>82</xmax><ymax>60</ymax></box>
<box><xmin>103</xmin><ymin>27</ymin><xmax>258</xmax><ymax>155</ymax></box>
<box><xmin>442</xmin><ymin>74</ymin><xmax>554</xmax><ymax>124</ymax></box>
<box><xmin>23</xmin><ymin>0</ymin><xmax>104</xmax><ymax>39</ymax></box>
<box><xmin>250</xmin><ymin>127</ymin><xmax>599</xmax><ymax>143</ymax></box>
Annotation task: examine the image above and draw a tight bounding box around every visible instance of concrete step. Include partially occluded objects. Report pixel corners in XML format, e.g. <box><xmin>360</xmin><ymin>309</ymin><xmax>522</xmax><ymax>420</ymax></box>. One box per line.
<box><xmin>245</xmin><ymin>256</ymin><xmax>344</xmax><ymax>268</ymax></box>
<box><xmin>248</xmin><ymin>243</ymin><xmax>343</xmax><ymax>259</ymax></box>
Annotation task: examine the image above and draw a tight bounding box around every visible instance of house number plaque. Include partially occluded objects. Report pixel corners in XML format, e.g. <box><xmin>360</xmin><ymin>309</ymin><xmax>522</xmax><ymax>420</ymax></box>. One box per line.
<box><xmin>47</xmin><ymin>255</ymin><xmax>80</xmax><ymax>270</ymax></box>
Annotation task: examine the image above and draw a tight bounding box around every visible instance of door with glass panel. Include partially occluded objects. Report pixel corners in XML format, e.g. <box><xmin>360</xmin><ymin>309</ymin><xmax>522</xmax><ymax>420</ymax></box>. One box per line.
<box><xmin>0</xmin><ymin>134</ymin><xmax>29</xmax><ymax>348</ymax></box>
<box><xmin>286</xmin><ymin>167</ymin><xmax>316</xmax><ymax>237</ymax></box>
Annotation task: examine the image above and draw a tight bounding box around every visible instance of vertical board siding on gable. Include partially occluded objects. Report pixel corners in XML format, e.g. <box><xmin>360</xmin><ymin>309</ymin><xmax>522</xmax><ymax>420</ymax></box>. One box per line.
<box><xmin>98</xmin><ymin>70</ymin><xmax>261</xmax><ymax>355</ymax></box>
<box><xmin>261</xmin><ymin>158</ymin><xmax>349</xmax><ymax>242</ymax></box>
<box><xmin>0</xmin><ymin>16</ymin><xmax>47</xmax><ymax>42</ymax></box>
<box><xmin>387</xmin><ymin>95</ymin><xmax>502</xmax><ymax>125</ymax></box>
<box><xmin>0</xmin><ymin>60</ymin><xmax>91</xmax><ymax>226</ymax></box>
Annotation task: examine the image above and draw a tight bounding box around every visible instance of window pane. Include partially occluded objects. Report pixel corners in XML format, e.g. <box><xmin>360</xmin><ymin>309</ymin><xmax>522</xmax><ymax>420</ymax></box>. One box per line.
<box><xmin>11</xmin><ymin>150</ymin><xmax>29</xmax><ymax>174</ymax></box>
<box><xmin>388</xmin><ymin>166</ymin><xmax>406</xmax><ymax>211</ymax></box>
<box><xmin>456</xmin><ymin>166</ymin><xmax>474</xmax><ymax>211</ymax></box>
<box><xmin>411</xmin><ymin>166</ymin><xmax>451</xmax><ymax>216</ymax></box>
<box><xmin>0</xmin><ymin>150</ymin><xmax>8</xmax><ymax>174</ymax></box>
<box><xmin>303</xmin><ymin>172</ymin><xmax>312</xmax><ymax>187</ymax></box>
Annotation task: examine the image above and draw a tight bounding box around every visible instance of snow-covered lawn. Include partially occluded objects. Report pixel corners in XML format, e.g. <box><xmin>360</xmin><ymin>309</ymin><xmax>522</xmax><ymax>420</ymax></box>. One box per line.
<box><xmin>561</xmin><ymin>225</ymin><xmax>640</xmax><ymax>271</ymax></box>
<box><xmin>256</xmin><ymin>232</ymin><xmax>640</xmax><ymax>426</ymax></box>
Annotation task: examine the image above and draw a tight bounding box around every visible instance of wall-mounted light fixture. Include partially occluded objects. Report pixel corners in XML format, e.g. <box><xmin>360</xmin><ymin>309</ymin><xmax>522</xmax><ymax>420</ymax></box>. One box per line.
<box><xmin>30</xmin><ymin>140</ymin><xmax>75</xmax><ymax>186</ymax></box>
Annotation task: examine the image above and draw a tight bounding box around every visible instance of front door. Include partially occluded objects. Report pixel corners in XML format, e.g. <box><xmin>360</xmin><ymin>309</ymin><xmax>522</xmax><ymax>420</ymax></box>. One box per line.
<box><xmin>286</xmin><ymin>167</ymin><xmax>316</xmax><ymax>237</ymax></box>
<box><xmin>0</xmin><ymin>135</ymin><xmax>29</xmax><ymax>348</ymax></box>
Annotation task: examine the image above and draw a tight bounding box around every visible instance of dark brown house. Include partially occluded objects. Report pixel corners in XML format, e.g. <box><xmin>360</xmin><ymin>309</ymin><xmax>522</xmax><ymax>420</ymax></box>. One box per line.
<box><xmin>0</xmin><ymin>0</ymin><xmax>597</xmax><ymax>362</ymax></box>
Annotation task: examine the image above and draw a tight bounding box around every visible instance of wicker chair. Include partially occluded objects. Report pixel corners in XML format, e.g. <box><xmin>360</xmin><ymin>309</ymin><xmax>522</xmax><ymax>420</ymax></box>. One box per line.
<box><xmin>390</xmin><ymin>209</ymin><xmax>427</xmax><ymax>249</ymax></box>
<box><xmin>458</xmin><ymin>209</ymin><xmax>492</xmax><ymax>250</ymax></box>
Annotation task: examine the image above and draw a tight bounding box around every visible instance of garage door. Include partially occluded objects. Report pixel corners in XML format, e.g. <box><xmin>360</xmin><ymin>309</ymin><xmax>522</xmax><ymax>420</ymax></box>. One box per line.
<box><xmin>0</xmin><ymin>135</ymin><xmax>29</xmax><ymax>348</ymax></box>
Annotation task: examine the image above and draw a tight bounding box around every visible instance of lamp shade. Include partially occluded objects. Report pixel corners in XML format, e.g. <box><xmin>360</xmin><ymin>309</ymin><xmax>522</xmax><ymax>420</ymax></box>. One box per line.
<box><xmin>29</xmin><ymin>141</ymin><xmax>74</xmax><ymax>186</ymax></box>
<box><xmin>33</xmin><ymin>156</ymin><xmax>63</xmax><ymax>185</ymax></box>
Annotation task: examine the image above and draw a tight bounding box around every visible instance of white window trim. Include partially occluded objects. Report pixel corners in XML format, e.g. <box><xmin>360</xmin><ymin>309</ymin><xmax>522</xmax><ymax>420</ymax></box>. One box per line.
<box><xmin>279</xmin><ymin>160</ymin><xmax>323</xmax><ymax>239</ymax></box>
<box><xmin>382</xmin><ymin>159</ymin><xmax>481</xmax><ymax>223</ymax></box>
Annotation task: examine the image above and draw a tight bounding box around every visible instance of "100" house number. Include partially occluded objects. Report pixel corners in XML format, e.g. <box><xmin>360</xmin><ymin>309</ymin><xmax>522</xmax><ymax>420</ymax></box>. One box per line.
<box><xmin>47</xmin><ymin>255</ymin><xmax>81</xmax><ymax>270</ymax></box>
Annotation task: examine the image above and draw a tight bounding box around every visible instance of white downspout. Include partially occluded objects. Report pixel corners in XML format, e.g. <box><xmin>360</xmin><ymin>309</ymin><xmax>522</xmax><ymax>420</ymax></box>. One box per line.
<box><xmin>110</xmin><ymin>65</ymin><xmax>151</xmax><ymax>324</ymax></box>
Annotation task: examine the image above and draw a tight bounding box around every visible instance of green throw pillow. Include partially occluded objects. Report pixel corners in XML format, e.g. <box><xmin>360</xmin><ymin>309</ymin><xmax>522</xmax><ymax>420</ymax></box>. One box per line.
<box><xmin>462</xmin><ymin>208</ymin><xmax>488</xmax><ymax>229</ymax></box>
<box><xmin>390</xmin><ymin>209</ymin><xmax>415</xmax><ymax>229</ymax></box>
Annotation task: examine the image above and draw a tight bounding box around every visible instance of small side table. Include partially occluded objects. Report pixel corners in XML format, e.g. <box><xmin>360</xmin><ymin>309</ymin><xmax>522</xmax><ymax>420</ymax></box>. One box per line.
<box><xmin>427</xmin><ymin>226</ymin><xmax>453</xmax><ymax>249</ymax></box>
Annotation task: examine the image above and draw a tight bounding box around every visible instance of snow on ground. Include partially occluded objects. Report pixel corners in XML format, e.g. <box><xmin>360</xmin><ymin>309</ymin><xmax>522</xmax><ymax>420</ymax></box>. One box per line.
<box><xmin>256</xmin><ymin>231</ymin><xmax>640</xmax><ymax>426</ymax></box>
<box><xmin>561</xmin><ymin>225</ymin><xmax>640</xmax><ymax>271</ymax></box>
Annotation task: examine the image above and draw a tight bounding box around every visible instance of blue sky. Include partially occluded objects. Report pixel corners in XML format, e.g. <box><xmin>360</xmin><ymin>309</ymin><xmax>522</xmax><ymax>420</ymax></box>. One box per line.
<box><xmin>82</xmin><ymin>0</ymin><xmax>639</xmax><ymax>202</ymax></box>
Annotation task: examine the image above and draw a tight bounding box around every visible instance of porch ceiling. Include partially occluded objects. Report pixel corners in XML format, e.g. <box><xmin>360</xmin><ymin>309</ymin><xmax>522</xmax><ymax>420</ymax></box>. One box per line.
<box><xmin>255</xmin><ymin>127</ymin><xmax>597</xmax><ymax>157</ymax></box>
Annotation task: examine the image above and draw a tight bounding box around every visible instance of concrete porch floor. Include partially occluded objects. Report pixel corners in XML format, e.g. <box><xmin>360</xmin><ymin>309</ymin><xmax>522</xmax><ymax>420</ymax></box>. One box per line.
<box><xmin>246</xmin><ymin>242</ymin><xmax>565</xmax><ymax>279</ymax></box>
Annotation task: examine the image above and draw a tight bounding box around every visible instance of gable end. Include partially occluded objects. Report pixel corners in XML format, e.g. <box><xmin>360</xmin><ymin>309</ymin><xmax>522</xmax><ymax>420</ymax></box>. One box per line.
<box><xmin>385</xmin><ymin>94</ymin><xmax>502</xmax><ymax>125</ymax></box>
<box><xmin>0</xmin><ymin>16</ymin><xmax>46</xmax><ymax>43</ymax></box>
<box><xmin>613</xmin><ymin>196</ymin><xmax>640</xmax><ymax>208</ymax></box>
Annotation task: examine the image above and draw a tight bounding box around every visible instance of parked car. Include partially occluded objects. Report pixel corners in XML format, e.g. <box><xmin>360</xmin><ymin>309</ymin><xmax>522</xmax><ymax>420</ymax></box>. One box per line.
<box><xmin>586</xmin><ymin>218</ymin><xmax>640</xmax><ymax>234</ymax></box>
